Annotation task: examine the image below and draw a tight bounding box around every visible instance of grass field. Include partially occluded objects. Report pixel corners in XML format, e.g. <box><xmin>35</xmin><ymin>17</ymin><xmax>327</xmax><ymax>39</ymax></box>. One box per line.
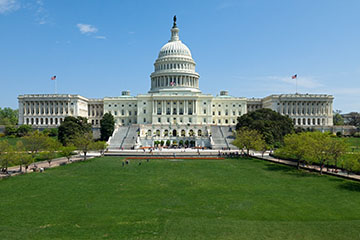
<box><xmin>0</xmin><ymin>157</ymin><xmax>360</xmax><ymax>240</ymax></box>
<box><xmin>344</xmin><ymin>137</ymin><xmax>360</xmax><ymax>152</ymax></box>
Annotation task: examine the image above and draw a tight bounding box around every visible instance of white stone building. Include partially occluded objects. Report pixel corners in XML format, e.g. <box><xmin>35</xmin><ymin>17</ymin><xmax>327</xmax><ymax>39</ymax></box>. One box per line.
<box><xmin>17</xmin><ymin>17</ymin><xmax>334</xmax><ymax>148</ymax></box>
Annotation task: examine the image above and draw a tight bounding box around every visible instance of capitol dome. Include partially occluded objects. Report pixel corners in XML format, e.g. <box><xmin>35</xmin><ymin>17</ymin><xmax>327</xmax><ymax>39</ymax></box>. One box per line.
<box><xmin>149</xmin><ymin>16</ymin><xmax>200</xmax><ymax>93</ymax></box>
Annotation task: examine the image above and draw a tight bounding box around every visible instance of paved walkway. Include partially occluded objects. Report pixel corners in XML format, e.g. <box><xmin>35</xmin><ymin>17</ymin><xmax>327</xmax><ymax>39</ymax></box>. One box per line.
<box><xmin>251</xmin><ymin>152</ymin><xmax>360</xmax><ymax>182</ymax></box>
<box><xmin>0</xmin><ymin>154</ymin><xmax>98</xmax><ymax>179</ymax></box>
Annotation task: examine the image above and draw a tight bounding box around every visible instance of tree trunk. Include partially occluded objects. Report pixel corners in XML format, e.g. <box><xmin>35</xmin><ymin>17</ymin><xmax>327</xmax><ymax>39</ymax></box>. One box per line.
<box><xmin>84</xmin><ymin>151</ymin><xmax>87</xmax><ymax>161</ymax></box>
<box><xmin>19</xmin><ymin>163</ymin><xmax>22</xmax><ymax>173</ymax></box>
<box><xmin>320</xmin><ymin>162</ymin><xmax>324</xmax><ymax>175</ymax></box>
<box><xmin>247</xmin><ymin>149</ymin><xmax>249</xmax><ymax>156</ymax></box>
<box><xmin>297</xmin><ymin>160</ymin><xmax>300</xmax><ymax>170</ymax></box>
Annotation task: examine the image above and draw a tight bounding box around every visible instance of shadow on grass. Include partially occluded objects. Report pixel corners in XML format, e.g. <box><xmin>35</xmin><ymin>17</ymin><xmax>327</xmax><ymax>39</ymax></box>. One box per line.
<box><xmin>338</xmin><ymin>181</ymin><xmax>360</xmax><ymax>192</ymax></box>
<box><xmin>263</xmin><ymin>162</ymin><xmax>320</xmax><ymax>178</ymax></box>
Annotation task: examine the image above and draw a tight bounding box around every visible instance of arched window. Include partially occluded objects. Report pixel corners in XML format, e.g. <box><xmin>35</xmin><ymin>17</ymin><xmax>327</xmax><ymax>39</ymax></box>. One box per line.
<box><xmin>181</xmin><ymin>129</ymin><xmax>185</xmax><ymax>137</ymax></box>
<box><xmin>164</xmin><ymin>129</ymin><xmax>169</xmax><ymax>137</ymax></box>
<box><xmin>147</xmin><ymin>129</ymin><xmax>152</xmax><ymax>136</ymax></box>
<box><xmin>198</xmin><ymin>130</ymin><xmax>202</xmax><ymax>136</ymax></box>
<box><xmin>189</xmin><ymin>129</ymin><xmax>194</xmax><ymax>137</ymax></box>
<box><xmin>156</xmin><ymin>129</ymin><xmax>160</xmax><ymax>137</ymax></box>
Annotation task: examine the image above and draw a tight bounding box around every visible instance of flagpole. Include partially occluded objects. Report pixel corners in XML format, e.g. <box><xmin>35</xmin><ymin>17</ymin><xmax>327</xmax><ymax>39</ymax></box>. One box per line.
<box><xmin>296</xmin><ymin>77</ymin><xmax>297</xmax><ymax>94</ymax></box>
<box><xmin>55</xmin><ymin>78</ymin><xmax>57</xmax><ymax>94</ymax></box>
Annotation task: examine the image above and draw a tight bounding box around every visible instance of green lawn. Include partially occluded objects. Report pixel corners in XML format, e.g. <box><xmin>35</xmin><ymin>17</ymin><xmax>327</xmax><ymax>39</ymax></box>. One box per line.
<box><xmin>0</xmin><ymin>157</ymin><xmax>360</xmax><ymax>240</ymax></box>
<box><xmin>344</xmin><ymin>137</ymin><xmax>360</xmax><ymax>152</ymax></box>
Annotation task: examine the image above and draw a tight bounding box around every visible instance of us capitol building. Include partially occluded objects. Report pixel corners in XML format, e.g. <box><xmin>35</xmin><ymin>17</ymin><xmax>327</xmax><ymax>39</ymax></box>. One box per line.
<box><xmin>17</xmin><ymin>17</ymin><xmax>334</xmax><ymax>149</ymax></box>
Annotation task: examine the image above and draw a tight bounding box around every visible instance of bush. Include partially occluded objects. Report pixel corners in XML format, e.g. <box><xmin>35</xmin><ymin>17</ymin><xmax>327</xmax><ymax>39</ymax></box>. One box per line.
<box><xmin>49</xmin><ymin>128</ymin><xmax>58</xmax><ymax>137</ymax></box>
<box><xmin>353</xmin><ymin>132</ymin><xmax>360</xmax><ymax>138</ymax></box>
<box><xmin>166</xmin><ymin>140</ymin><xmax>170</xmax><ymax>146</ymax></box>
<box><xmin>16</xmin><ymin>125</ymin><xmax>32</xmax><ymax>137</ymax></box>
<box><xmin>0</xmin><ymin>133</ymin><xmax>5</xmax><ymax>138</ymax></box>
<box><xmin>4</xmin><ymin>125</ymin><xmax>17</xmax><ymax>136</ymax></box>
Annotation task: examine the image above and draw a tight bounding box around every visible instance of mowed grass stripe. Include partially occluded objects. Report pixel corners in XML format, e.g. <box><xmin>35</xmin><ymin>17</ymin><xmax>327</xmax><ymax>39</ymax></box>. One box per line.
<box><xmin>0</xmin><ymin>157</ymin><xmax>359</xmax><ymax>240</ymax></box>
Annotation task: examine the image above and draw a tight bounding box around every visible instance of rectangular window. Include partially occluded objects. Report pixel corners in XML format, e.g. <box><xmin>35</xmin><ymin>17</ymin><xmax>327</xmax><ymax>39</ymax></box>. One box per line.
<box><xmin>203</xmin><ymin>118</ymin><xmax>206</xmax><ymax>123</ymax></box>
<box><xmin>158</xmin><ymin>118</ymin><xmax>161</xmax><ymax>123</ymax></box>
<box><xmin>143</xmin><ymin>109</ymin><xmax>146</xmax><ymax>114</ymax></box>
<box><xmin>143</xmin><ymin>118</ymin><xmax>146</xmax><ymax>123</ymax></box>
<box><xmin>189</xmin><ymin>118</ymin><xmax>192</xmax><ymax>123</ymax></box>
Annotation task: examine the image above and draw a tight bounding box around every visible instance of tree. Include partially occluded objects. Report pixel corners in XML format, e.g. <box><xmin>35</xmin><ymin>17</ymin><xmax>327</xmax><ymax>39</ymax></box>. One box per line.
<box><xmin>60</xmin><ymin>145</ymin><xmax>77</xmax><ymax>162</ymax></box>
<box><xmin>100</xmin><ymin>113</ymin><xmax>115</xmax><ymax>141</ymax></box>
<box><xmin>346</xmin><ymin>112</ymin><xmax>360</xmax><ymax>127</ymax></box>
<box><xmin>0</xmin><ymin>107</ymin><xmax>18</xmax><ymax>126</ymax></box>
<box><xmin>232</xmin><ymin>128</ymin><xmax>266</xmax><ymax>155</ymax></box>
<box><xmin>333</xmin><ymin>111</ymin><xmax>345</xmax><ymax>126</ymax></box>
<box><xmin>304</xmin><ymin>132</ymin><xmax>332</xmax><ymax>175</ymax></box>
<box><xmin>93</xmin><ymin>141</ymin><xmax>107</xmax><ymax>157</ymax></box>
<box><xmin>0</xmin><ymin>140</ymin><xmax>12</xmax><ymax>172</ymax></box>
<box><xmin>236</xmin><ymin>108</ymin><xmax>294</xmax><ymax>146</ymax></box>
<box><xmin>22</xmin><ymin>131</ymin><xmax>49</xmax><ymax>158</ymax></box>
<box><xmin>4</xmin><ymin>125</ymin><xmax>17</xmax><ymax>136</ymax></box>
<box><xmin>16</xmin><ymin>125</ymin><xmax>32</xmax><ymax>137</ymax></box>
<box><xmin>72</xmin><ymin>132</ymin><xmax>94</xmax><ymax>161</ymax></box>
<box><xmin>328</xmin><ymin>138</ymin><xmax>347</xmax><ymax>171</ymax></box>
<box><xmin>277</xmin><ymin>133</ymin><xmax>309</xmax><ymax>169</ymax></box>
<box><xmin>58</xmin><ymin>116</ymin><xmax>92</xmax><ymax>145</ymax></box>
<box><xmin>42</xmin><ymin>138</ymin><xmax>62</xmax><ymax>166</ymax></box>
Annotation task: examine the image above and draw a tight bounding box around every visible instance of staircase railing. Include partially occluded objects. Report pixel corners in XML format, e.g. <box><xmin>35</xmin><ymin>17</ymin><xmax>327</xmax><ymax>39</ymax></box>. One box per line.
<box><xmin>119</xmin><ymin>126</ymin><xmax>130</xmax><ymax>149</ymax></box>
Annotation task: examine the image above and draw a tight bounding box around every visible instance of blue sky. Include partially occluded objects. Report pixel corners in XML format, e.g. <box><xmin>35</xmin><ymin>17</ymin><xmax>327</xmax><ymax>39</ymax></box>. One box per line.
<box><xmin>1</xmin><ymin>0</ymin><xmax>359</xmax><ymax>113</ymax></box>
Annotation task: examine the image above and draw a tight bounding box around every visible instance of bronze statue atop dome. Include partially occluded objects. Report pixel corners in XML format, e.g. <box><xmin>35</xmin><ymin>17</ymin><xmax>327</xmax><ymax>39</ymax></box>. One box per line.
<box><xmin>173</xmin><ymin>15</ymin><xmax>177</xmax><ymax>28</ymax></box>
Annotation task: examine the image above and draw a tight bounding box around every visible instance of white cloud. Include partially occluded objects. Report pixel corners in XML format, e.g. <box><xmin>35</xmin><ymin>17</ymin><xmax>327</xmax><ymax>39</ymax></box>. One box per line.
<box><xmin>77</xmin><ymin>23</ymin><xmax>98</xmax><ymax>34</ymax></box>
<box><xmin>35</xmin><ymin>0</ymin><xmax>48</xmax><ymax>24</ymax></box>
<box><xmin>95</xmin><ymin>36</ymin><xmax>106</xmax><ymax>40</ymax></box>
<box><xmin>0</xmin><ymin>0</ymin><xmax>20</xmax><ymax>14</ymax></box>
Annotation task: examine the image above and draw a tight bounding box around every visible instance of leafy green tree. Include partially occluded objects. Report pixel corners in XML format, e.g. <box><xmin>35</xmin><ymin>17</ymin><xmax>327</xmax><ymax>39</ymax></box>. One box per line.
<box><xmin>276</xmin><ymin>133</ymin><xmax>309</xmax><ymax>169</ymax></box>
<box><xmin>93</xmin><ymin>141</ymin><xmax>108</xmax><ymax>157</ymax></box>
<box><xmin>328</xmin><ymin>138</ymin><xmax>348</xmax><ymax>171</ymax></box>
<box><xmin>304</xmin><ymin>132</ymin><xmax>332</xmax><ymax>175</ymax></box>
<box><xmin>0</xmin><ymin>107</ymin><xmax>18</xmax><ymax>126</ymax></box>
<box><xmin>58</xmin><ymin>116</ymin><xmax>92</xmax><ymax>145</ymax></box>
<box><xmin>4</xmin><ymin>125</ymin><xmax>17</xmax><ymax>136</ymax></box>
<box><xmin>0</xmin><ymin>140</ymin><xmax>12</xmax><ymax>172</ymax></box>
<box><xmin>60</xmin><ymin>145</ymin><xmax>77</xmax><ymax>162</ymax></box>
<box><xmin>22</xmin><ymin>131</ymin><xmax>49</xmax><ymax>158</ymax></box>
<box><xmin>42</xmin><ymin>138</ymin><xmax>62</xmax><ymax>166</ymax></box>
<box><xmin>236</xmin><ymin>108</ymin><xmax>294</xmax><ymax>146</ymax></box>
<box><xmin>16</xmin><ymin>125</ymin><xmax>32</xmax><ymax>137</ymax></box>
<box><xmin>100</xmin><ymin>113</ymin><xmax>115</xmax><ymax>141</ymax></box>
<box><xmin>333</xmin><ymin>112</ymin><xmax>345</xmax><ymax>126</ymax></box>
<box><xmin>72</xmin><ymin>132</ymin><xmax>94</xmax><ymax>161</ymax></box>
<box><xmin>232</xmin><ymin>128</ymin><xmax>266</xmax><ymax>155</ymax></box>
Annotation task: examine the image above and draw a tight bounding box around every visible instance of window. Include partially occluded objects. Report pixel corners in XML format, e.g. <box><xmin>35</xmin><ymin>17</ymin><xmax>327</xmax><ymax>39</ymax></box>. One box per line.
<box><xmin>114</xmin><ymin>111</ymin><xmax>118</xmax><ymax>115</ymax></box>
<box><xmin>158</xmin><ymin>118</ymin><xmax>161</xmax><ymax>123</ymax></box>
<box><xmin>213</xmin><ymin>111</ymin><xmax>215</xmax><ymax>115</ymax></box>
<box><xmin>189</xmin><ymin>118</ymin><xmax>192</xmax><ymax>123</ymax></box>
<box><xmin>233</xmin><ymin>111</ymin><xmax>236</xmax><ymax>115</ymax></box>
<box><xmin>203</xmin><ymin>118</ymin><xmax>206</xmax><ymax>123</ymax></box>
<box><xmin>143</xmin><ymin>109</ymin><xmax>146</xmax><ymax>114</ymax></box>
<box><xmin>143</xmin><ymin>118</ymin><xmax>146</xmax><ymax>123</ymax></box>
<box><xmin>129</xmin><ymin>111</ymin><xmax>131</xmax><ymax>116</ymax></box>
<box><xmin>203</xmin><ymin>109</ymin><xmax>206</xmax><ymax>114</ymax></box>
<box><xmin>218</xmin><ymin>111</ymin><xmax>221</xmax><ymax>115</ymax></box>
<box><xmin>167</xmin><ymin>118</ymin><xmax>170</xmax><ymax>123</ymax></box>
<box><xmin>218</xmin><ymin>119</ymin><xmax>221</xmax><ymax>124</ymax></box>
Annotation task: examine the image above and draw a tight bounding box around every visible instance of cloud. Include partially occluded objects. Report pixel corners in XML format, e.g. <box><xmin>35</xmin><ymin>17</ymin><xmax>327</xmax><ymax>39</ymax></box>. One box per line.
<box><xmin>77</xmin><ymin>23</ymin><xmax>98</xmax><ymax>34</ymax></box>
<box><xmin>95</xmin><ymin>35</ymin><xmax>106</xmax><ymax>40</ymax></box>
<box><xmin>0</xmin><ymin>0</ymin><xmax>20</xmax><ymax>14</ymax></box>
<box><xmin>34</xmin><ymin>0</ymin><xmax>48</xmax><ymax>24</ymax></box>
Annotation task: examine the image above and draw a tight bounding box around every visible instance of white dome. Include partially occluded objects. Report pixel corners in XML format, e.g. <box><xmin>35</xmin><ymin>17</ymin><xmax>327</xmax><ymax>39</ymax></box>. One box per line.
<box><xmin>149</xmin><ymin>18</ymin><xmax>200</xmax><ymax>94</ymax></box>
<box><xmin>158</xmin><ymin>41</ymin><xmax>192</xmax><ymax>58</ymax></box>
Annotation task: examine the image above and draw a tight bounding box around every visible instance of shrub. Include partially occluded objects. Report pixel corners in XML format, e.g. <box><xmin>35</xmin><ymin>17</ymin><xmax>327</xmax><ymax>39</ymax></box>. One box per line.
<box><xmin>16</xmin><ymin>125</ymin><xmax>32</xmax><ymax>137</ymax></box>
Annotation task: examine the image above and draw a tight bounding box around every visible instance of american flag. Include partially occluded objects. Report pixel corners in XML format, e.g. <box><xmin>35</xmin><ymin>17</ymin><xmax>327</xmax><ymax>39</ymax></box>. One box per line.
<box><xmin>291</xmin><ymin>74</ymin><xmax>297</xmax><ymax>79</ymax></box>
<box><xmin>51</xmin><ymin>75</ymin><xmax>56</xmax><ymax>80</ymax></box>
<box><xmin>170</xmin><ymin>81</ymin><xmax>175</xmax><ymax>86</ymax></box>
